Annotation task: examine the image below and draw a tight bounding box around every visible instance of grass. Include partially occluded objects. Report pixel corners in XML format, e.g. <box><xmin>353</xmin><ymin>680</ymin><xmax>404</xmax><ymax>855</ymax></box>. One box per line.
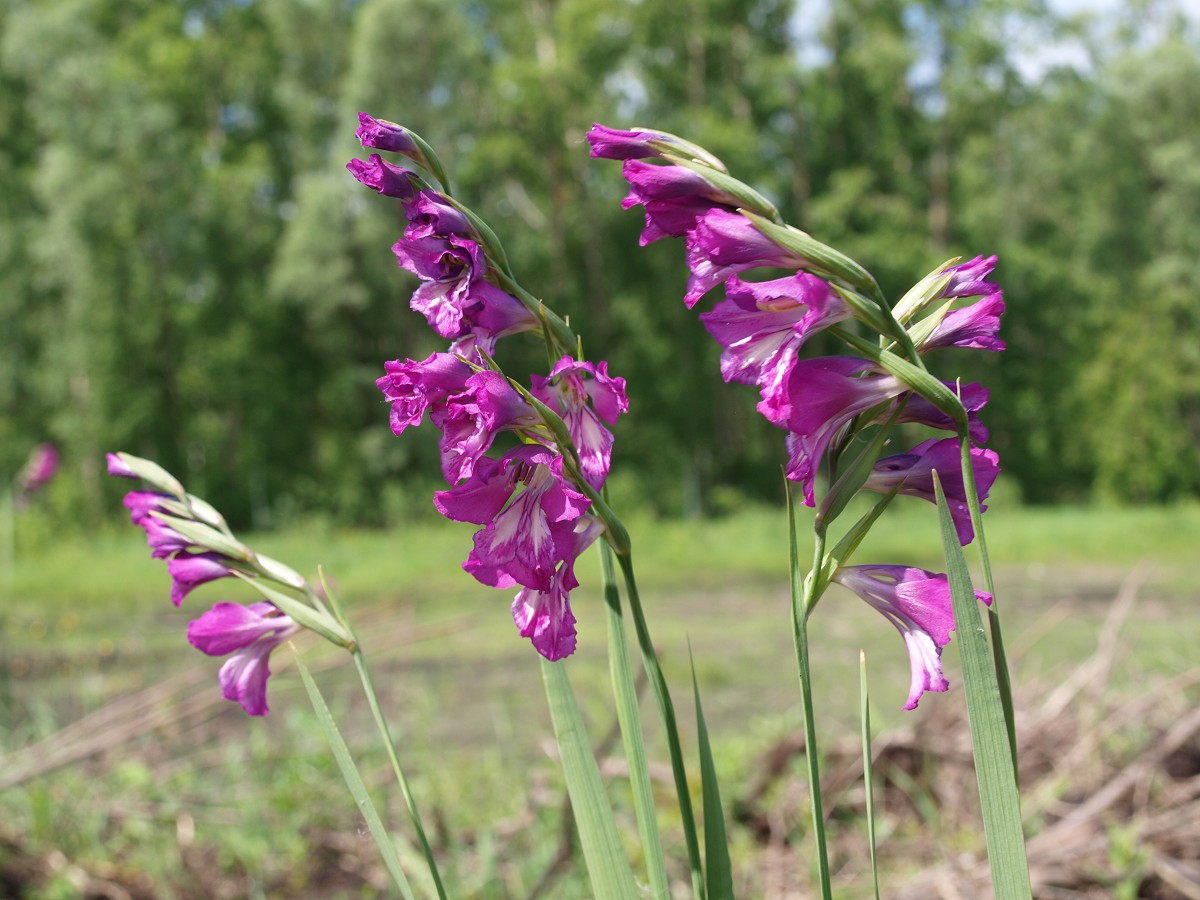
<box><xmin>1</xmin><ymin>500</ymin><xmax>1197</xmax><ymax>896</ymax></box>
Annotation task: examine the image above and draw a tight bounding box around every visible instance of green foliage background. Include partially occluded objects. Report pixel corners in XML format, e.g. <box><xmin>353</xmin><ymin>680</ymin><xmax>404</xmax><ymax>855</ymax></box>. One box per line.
<box><xmin>2</xmin><ymin>0</ymin><xmax>1198</xmax><ymax>526</ymax></box>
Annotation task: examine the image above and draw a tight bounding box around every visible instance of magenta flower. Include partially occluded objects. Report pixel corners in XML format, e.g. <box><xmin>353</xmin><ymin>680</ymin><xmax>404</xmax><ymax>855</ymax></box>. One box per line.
<box><xmin>699</xmin><ymin>273</ymin><xmax>852</xmax><ymax>398</ymax></box>
<box><xmin>15</xmin><ymin>443</ymin><xmax>58</xmax><ymax>504</ymax></box>
<box><xmin>376</xmin><ymin>353</ymin><xmax>475</xmax><ymax>437</ymax></box>
<box><xmin>892</xmin><ymin>382</ymin><xmax>991</xmax><ymax>444</ymax></box>
<box><xmin>391</xmin><ymin>232</ymin><xmax>535</xmax><ymax>346</ymax></box>
<box><xmin>511</xmin><ymin>514</ymin><xmax>605</xmax><ymax>660</ymax></box>
<box><xmin>531</xmin><ymin>357</ymin><xmax>629</xmax><ymax>489</ymax></box>
<box><xmin>402</xmin><ymin>190</ymin><xmax>472</xmax><ymax>240</ymax></box>
<box><xmin>435</xmin><ymin>445</ymin><xmax>592</xmax><ymax>590</ymax></box>
<box><xmin>430</xmin><ymin>371</ymin><xmax>545</xmax><ymax>484</ymax></box>
<box><xmin>106</xmin><ymin>452</ymin><xmax>137</xmax><ymax>479</ymax></box>
<box><xmin>168</xmin><ymin>551</ymin><xmax>235</xmax><ymax>607</ymax></box>
<box><xmin>921</xmin><ymin>293</ymin><xmax>1006</xmax><ymax>352</ymax></box>
<box><xmin>356</xmin><ymin>112</ymin><xmax>419</xmax><ymax>154</ymax></box>
<box><xmin>346</xmin><ymin>153</ymin><xmax>419</xmax><ymax>200</ymax></box>
<box><xmin>941</xmin><ymin>254</ymin><xmax>1000</xmax><ymax>299</ymax></box>
<box><xmin>619</xmin><ymin>160</ymin><xmax>739</xmax><ymax>245</ymax></box>
<box><xmin>864</xmin><ymin>438</ymin><xmax>1000</xmax><ymax>545</ymax></box>
<box><xmin>832</xmin><ymin>565</ymin><xmax>992</xmax><ymax>710</ymax></box>
<box><xmin>187</xmin><ymin>601</ymin><xmax>299</xmax><ymax>716</ymax></box>
<box><xmin>122</xmin><ymin>493</ymin><xmax>191</xmax><ymax>559</ymax></box>
<box><xmin>685</xmin><ymin>209</ymin><xmax>811</xmax><ymax>308</ymax></box>
<box><xmin>763</xmin><ymin>357</ymin><xmax>906</xmax><ymax>505</ymax></box>
<box><xmin>587</xmin><ymin>124</ymin><xmax>686</xmax><ymax>160</ymax></box>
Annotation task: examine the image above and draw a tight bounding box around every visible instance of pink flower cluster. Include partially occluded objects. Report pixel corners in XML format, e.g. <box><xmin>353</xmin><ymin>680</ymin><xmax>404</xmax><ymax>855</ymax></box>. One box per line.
<box><xmin>355</xmin><ymin>114</ymin><xmax>629</xmax><ymax>660</ymax></box>
<box><xmin>591</xmin><ymin>124</ymin><xmax>1005</xmax><ymax>707</ymax></box>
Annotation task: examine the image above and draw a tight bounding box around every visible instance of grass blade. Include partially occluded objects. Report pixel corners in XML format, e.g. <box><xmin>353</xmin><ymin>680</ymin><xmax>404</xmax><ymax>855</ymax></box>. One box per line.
<box><xmin>689</xmin><ymin>647</ymin><xmax>734</xmax><ymax>899</ymax></box>
<box><xmin>860</xmin><ymin>651</ymin><xmax>881</xmax><ymax>900</ymax></box>
<box><xmin>599</xmin><ymin>542</ymin><xmax>670</xmax><ymax>897</ymax></box>
<box><xmin>541</xmin><ymin>657</ymin><xmax>640</xmax><ymax>900</ymax></box>
<box><xmin>932</xmin><ymin>472</ymin><xmax>1031</xmax><ymax>898</ymax></box>
<box><xmin>294</xmin><ymin>649</ymin><xmax>416</xmax><ymax>899</ymax></box>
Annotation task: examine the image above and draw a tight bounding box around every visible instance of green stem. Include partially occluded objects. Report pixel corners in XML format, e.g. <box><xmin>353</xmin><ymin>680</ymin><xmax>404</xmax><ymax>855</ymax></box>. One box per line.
<box><xmin>600</xmin><ymin>542</ymin><xmax>670</xmax><ymax>898</ymax></box>
<box><xmin>788</xmin><ymin>483</ymin><xmax>833</xmax><ymax>900</ymax></box>
<box><xmin>351</xmin><ymin>648</ymin><xmax>448</xmax><ymax>900</ymax></box>
<box><xmin>615</xmin><ymin>551</ymin><xmax>706</xmax><ymax>900</ymax></box>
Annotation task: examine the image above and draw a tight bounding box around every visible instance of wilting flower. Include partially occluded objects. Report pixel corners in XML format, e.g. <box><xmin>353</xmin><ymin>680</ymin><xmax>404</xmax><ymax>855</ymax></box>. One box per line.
<box><xmin>187</xmin><ymin>601</ymin><xmax>300</xmax><ymax>716</ymax></box>
<box><xmin>832</xmin><ymin>565</ymin><xmax>992</xmax><ymax>710</ymax></box>
<box><xmin>764</xmin><ymin>357</ymin><xmax>907</xmax><ymax>505</ymax></box>
<box><xmin>168</xmin><ymin>551</ymin><xmax>235</xmax><ymax>607</ymax></box>
<box><xmin>531</xmin><ymin>357</ymin><xmax>628</xmax><ymax>489</ymax></box>
<box><xmin>685</xmin><ymin>209</ymin><xmax>812</xmax><ymax>308</ymax></box>
<box><xmin>700</xmin><ymin>273</ymin><xmax>853</xmax><ymax>399</ymax></box>
<box><xmin>430</xmin><ymin>371</ymin><xmax>546</xmax><ymax>484</ymax></box>
<box><xmin>921</xmin><ymin>293</ymin><xmax>1006</xmax><ymax>353</ymax></box>
<box><xmin>346</xmin><ymin>153</ymin><xmax>419</xmax><ymax>200</ymax></box>
<box><xmin>864</xmin><ymin>438</ymin><xmax>1000</xmax><ymax>545</ymax></box>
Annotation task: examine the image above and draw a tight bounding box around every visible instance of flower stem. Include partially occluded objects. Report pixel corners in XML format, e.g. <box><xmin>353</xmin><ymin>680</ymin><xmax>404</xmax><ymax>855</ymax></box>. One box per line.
<box><xmin>788</xmin><ymin>482</ymin><xmax>833</xmax><ymax>900</ymax></box>
<box><xmin>599</xmin><ymin>542</ymin><xmax>670</xmax><ymax>898</ymax></box>
<box><xmin>351</xmin><ymin>647</ymin><xmax>448</xmax><ymax>900</ymax></box>
<box><xmin>615</xmin><ymin>550</ymin><xmax>706</xmax><ymax>900</ymax></box>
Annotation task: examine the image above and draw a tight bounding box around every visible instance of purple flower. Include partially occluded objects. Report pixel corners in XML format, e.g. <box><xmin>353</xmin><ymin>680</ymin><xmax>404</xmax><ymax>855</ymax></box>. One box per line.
<box><xmin>356</xmin><ymin>113</ymin><xmax>419</xmax><ymax>154</ymax></box>
<box><xmin>435</xmin><ymin>445</ymin><xmax>592</xmax><ymax>590</ymax></box>
<box><xmin>941</xmin><ymin>254</ymin><xmax>1001</xmax><ymax>299</ymax></box>
<box><xmin>699</xmin><ymin>273</ymin><xmax>852</xmax><ymax>400</ymax></box>
<box><xmin>511</xmin><ymin>514</ymin><xmax>605</xmax><ymax>660</ymax></box>
<box><xmin>832</xmin><ymin>565</ymin><xmax>992</xmax><ymax>710</ymax></box>
<box><xmin>763</xmin><ymin>358</ymin><xmax>906</xmax><ymax>505</ymax></box>
<box><xmin>619</xmin><ymin>160</ymin><xmax>738</xmax><ymax>245</ymax></box>
<box><xmin>921</xmin><ymin>293</ymin><xmax>1006</xmax><ymax>352</ymax></box>
<box><xmin>16</xmin><ymin>443</ymin><xmax>58</xmax><ymax>501</ymax></box>
<box><xmin>106</xmin><ymin>452</ymin><xmax>137</xmax><ymax>479</ymax></box>
<box><xmin>392</xmin><ymin>232</ymin><xmax>535</xmax><ymax>345</ymax></box>
<box><xmin>187</xmin><ymin>601</ymin><xmax>299</xmax><ymax>716</ymax></box>
<box><xmin>430</xmin><ymin>371</ymin><xmax>545</xmax><ymax>484</ymax></box>
<box><xmin>892</xmin><ymin>382</ymin><xmax>991</xmax><ymax>445</ymax></box>
<box><xmin>402</xmin><ymin>190</ymin><xmax>472</xmax><ymax>240</ymax></box>
<box><xmin>685</xmin><ymin>209</ymin><xmax>811</xmax><ymax>308</ymax></box>
<box><xmin>376</xmin><ymin>353</ymin><xmax>475</xmax><ymax>437</ymax></box>
<box><xmin>587</xmin><ymin>124</ymin><xmax>684</xmax><ymax>160</ymax></box>
<box><xmin>346</xmin><ymin>153</ymin><xmax>419</xmax><ymax>200</ymax></box>
<box><xmin>531</xmin><ymin>357</ymin><xmax>629</xmax><ymax>490</ymax></box>
<box><xmin>122</xmin><ymin>492</ymin><xmax>190</xmax><ymax>558</ymax></box>
<box><xmin>168</xmin><ymin>551</ymin><xmax>235</xmax><ymax>607</ymax></box>
<box><xmin>863</xmin><ymin>438</ymin><xmax>1000</xmax><ymax>545</ymax></box>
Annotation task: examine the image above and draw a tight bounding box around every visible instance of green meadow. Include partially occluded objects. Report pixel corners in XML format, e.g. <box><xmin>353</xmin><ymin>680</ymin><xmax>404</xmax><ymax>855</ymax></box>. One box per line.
<box><xmin>3</xmin><ymin>501</ymin><xmax>1198</xmax><ymax>897</ymax></box>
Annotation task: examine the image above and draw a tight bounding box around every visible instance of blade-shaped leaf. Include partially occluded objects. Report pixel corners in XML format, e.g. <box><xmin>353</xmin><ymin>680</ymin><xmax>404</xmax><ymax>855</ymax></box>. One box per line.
<box><xmin>933</xmin><ymin>472</ymin><xmax>1031</xmax><ymax>899</ymax></box>
<box><xmin>690</xmin><ymin>649</ymin><xmax>733</xmax><ymax>899</ymax></box>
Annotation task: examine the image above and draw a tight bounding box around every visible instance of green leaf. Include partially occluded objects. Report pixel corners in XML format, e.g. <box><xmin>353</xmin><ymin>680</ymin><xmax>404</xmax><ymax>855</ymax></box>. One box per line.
<box><xmin>541</xmin><ymin>659</ymin><xmax>640</xmax><ymax>900</ymax></box>
<box><xmin>236</xmin><ymin>574</ymin><xmax>352</xmax><ymax>648</ymax></box>
<box><xmin>295</xmin><ymin>651</ymin><xmax>416</xmax><ymax>900</ymax></box>
<box><xmin>860</xmin><ymin>652</ymin><xmax>881</xmax><ymax>900</ymax></box>
<box><xmin>690</xmin><ymin>649</ymin><xmax>734</xmax><ymax>900</ymax></box>
<box><xmin>933</xmin><ymin>472</ymin><xmax>1031</xmax><ymax>899</ymax></box>
<box><xmin>599</xmin><ymin>542</ymin><xmax>670</xmax><ymax>898</ymax></box>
